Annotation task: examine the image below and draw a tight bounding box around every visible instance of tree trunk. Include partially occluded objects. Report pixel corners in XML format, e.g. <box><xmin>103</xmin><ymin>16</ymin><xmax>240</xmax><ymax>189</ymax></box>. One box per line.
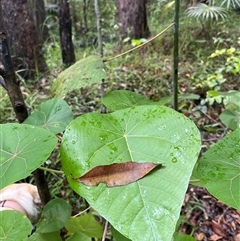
<box><xmin>0</xmin><ymin>26</ymin><xmax>28</xmax><ymax>123</ymax></box>
<box><xmin>94</xmin><ymin>0</ymin><xmax>103</xmax><ymax>57</ymax></box>
<box><xmin>0</xmin><ymin>0</ymin><xmax>50</xmax><ymax>206</ymax></box>
<box><xmin>59</xmin><ymin>0</ymin><xmax>75</xmax><ymax>65</ymax></box>
<box><xmin>34</xmin><ymin>0</ymin><xmax>49</xmax><ymax>43</ymax></box>
<box><xmin>1</xmin><ymin>0</ymin><xmax>47</xmax><ymax>78</ymax></box>
<box><xmin>116</xmin><ymin>0</ymin><xmax>150</xmax><ymax>39</ymax></box>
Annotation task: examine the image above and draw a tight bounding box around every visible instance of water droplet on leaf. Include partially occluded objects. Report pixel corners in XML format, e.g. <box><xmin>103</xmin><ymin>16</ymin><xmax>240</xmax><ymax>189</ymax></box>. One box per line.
<box><xmin>172</xmin><ymin>157</ymin><xmax>177</xmax><ymax>163</ymax></box>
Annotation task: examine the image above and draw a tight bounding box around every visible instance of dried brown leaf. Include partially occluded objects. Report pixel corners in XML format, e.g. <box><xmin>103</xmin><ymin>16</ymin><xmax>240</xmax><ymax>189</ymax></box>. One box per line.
<box><xmin>211</xmin><ymin>220</ymin><xmax>226</xmax><ymax>237</ymax></box>
<box><xmin>74</xmin><ymin>162</ymin><xmax>161</xmax><ymax>187</ymax></box>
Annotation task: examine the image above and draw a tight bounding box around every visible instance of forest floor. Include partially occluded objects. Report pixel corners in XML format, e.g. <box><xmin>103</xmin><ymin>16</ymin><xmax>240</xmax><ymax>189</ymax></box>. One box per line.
<box><xmin>23</xmin><ymin>57</ymin><xmax>240</xmax><ymax>241</ymax></box>
<box><xmin>182</xmin><ymin>185</ymin><xmax>240</xmax><ymax>241</ymax></box>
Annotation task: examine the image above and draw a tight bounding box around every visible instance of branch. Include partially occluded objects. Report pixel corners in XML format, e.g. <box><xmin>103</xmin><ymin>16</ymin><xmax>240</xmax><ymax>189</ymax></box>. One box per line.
<box><xmin>104</xmin><ymin>23</ymin><xmax>174</xmax><ymax>62</ymax></box>
<box><xmin>0</xmin><ymin>6</ymin><xmax>28</xmax><ymax>122</ymax></box>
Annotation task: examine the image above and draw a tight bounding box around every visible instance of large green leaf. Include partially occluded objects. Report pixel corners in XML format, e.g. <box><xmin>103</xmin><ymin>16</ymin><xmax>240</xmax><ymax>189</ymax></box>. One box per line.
<box><xmin>196</xmin><ymin>129</ymin><xmax>240</xmax><ymax>210</ymax></box>
<box><xmin>24</xmin><ymin>98</ymin><xmax>73</xmax><ymax>134</ymax></box>
<box><xmin>51</xmin><ymin>55</ymin><xmax>106</xmax><ymax>97</ymax></box>
<box><xmin>0</xmin><ymin>210</ymin><xmax>32</xmax><ymax>240</ymax></box>
<box><xmin>61</xmin><ymin>105</ymin><xmax>201</xmax><ymax>241</ymax></box>
<box><xmin>102</xmin><ymin>90</ymin><xmax>158</xmax><ymax>110</ymax></box>
<box><xmin>0</xmin><ymin>124</ymin><xmax>57</xmax><ymax>189</ymax></box>
<box><xmin>102</xmin><ymin>90</ymin><xmax>199</xmax><ymax>111</ymax></box>
<box><xmin>37</xmin><ymin>198</ymin><xmax>72</xmax><ymax>233</ymax></box>
<box><xmin>65</xmin><ymin>212</ymin><xmax>103</xmax><ymax>238</ymax></box>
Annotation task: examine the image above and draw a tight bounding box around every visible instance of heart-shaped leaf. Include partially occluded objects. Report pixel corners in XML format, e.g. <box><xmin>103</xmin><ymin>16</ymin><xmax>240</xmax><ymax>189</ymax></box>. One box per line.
<box><xmin>0</xmin><ymin>123</ymin><xmax>57</xmax><ymax>189</ymax></box>
<box><xmin>37</xmin><ymin>198</ymin><xmax>72</xmax><ymax>233</ymax></box>
<box><xmin>66</xmin><ymin>232</ymin><xmax>91</xmax><ymax>241</ymax></box>
<box><xmin>61</xmin><ymin>105</ymin><xmax>201</xmax><ymax>241</ymax></box>
<box><xmin>196</xmin><ymin>129</ymin><xmax>240</xmax><ymax>210</ymax></box>
<box><xmin>0</xmin><ymin>210</ymin><xmax>32</xmax><ymax>240</ymax></box>
<box><xmin>24</xmin><ymin>98</ymin><xmax>73</xmax><ymax>134</ymax></box>
<box><xmin>51</xmin><ymin>55</ymin><xmax>106</xmax><ymax>97</ymax></box>
<box><xmin>65</xmin><ymin>212</ymin><xmax>103</xmax><ymax>238</ymax></box>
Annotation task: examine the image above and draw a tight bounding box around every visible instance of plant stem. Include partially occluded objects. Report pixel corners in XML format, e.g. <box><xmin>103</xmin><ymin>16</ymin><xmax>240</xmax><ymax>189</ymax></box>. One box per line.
<box><xmin>189</xmin><ymin>179</ymin><xmax>201</xmax><ymax>184</ymax></box>
<box><xmin>73</xmin><ymin>206</ymin><xmax>91</xmax><ymax>217</ymax></box>
<box><xmin>101</xmin><ymin>220</ymin><xmax>109</xmax><ymax>241</ymax></box>
<box><xmin>39</xmin><ymin>166</ymin><xmax>64</xmax><ymax>175</ymax></box>
<box><xmin>94</xmin><ymin>0</ymin><xmax>103</xmax><ymax>57</ymax></box>
<box><xmin>173</xmin><ymin>0</ymin><xmax>180</xmax><ymax>111</ymax></box>
<box><xmin>104</xmin><ymin>23</ymin><xmax>174</xmax><ymax>62</ymax></box>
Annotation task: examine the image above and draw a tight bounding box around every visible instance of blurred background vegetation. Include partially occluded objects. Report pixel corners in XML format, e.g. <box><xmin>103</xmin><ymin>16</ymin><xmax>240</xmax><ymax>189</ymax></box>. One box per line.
<box><xmin>0</xmin><ymin>0</ymin><xmax>239</xmax><ymax>123</ymax></box>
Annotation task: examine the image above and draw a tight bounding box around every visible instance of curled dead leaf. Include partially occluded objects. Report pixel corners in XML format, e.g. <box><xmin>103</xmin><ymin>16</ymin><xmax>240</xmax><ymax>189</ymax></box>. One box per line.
<box><xmin>74</xmin><ymin>162</ymin><xmax>161</xmax><ymax>187</ymax></box>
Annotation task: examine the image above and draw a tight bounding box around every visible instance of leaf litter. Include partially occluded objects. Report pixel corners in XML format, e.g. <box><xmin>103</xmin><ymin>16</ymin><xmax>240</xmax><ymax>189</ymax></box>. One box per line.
<box><xmin>74</xmin><ymin>161</ymin><xmax>161</xmax><ymax>187</ymax></box>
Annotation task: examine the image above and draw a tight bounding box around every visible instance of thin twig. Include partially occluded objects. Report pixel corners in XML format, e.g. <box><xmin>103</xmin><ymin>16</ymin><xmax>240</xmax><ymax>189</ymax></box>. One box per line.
<box><xmin>39</xmin><ymin>166</ymin><xmax>64</xmax><ymax>175</ymax></box>
<box><xmin>101</xmin><ymin>220</ymin><xmax>109</xmax><ymax>241</ymax></box>
<box><xmin>104</xmin><ymin>23</ymin><xmax>174</xmax><ymax>62</ymax></box>
<box><xmin>73</xmin><ymin>206</ymin><xmax>91</xmax><ymax>218</ymax></box>
<box><xmin>193</xmin><ymin>102</ymin><xmax>225</xmax><ymax>128</ymax></box>
<box><xmin>190</xmin><ymin>179</ymin><xmax>201</xmax><ymax>183</ymax></box>
<box><xmin>202</xmin><ymin>138</ymin><xmax>221</xmax><ymax>142</ymax></box>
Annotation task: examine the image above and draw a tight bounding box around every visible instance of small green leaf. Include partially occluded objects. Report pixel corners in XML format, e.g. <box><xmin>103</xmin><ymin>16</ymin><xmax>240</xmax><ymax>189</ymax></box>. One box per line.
<box><xmin>0</xmin><ymin>210</ymin><xmax>32</xmax><ymax>240</ymax></box>
<box><xmin>65</xmin><ymin>212</ymin><xmax>103</xmax><ymax>238</ymax></box>
<box><xmin>24</xmin><ymin>98</ymin><xmax>73</xmax><ymax>134</ymax></box>
<box><xmin>37</xmin><ymin>198</ymin><xmax>72</xmax><ymax>233</ymax></box>
<box><xmin>0</xmin><ymin>124</ymin><xmax>57</xmax><ymax>189</ymax></box>
<box><xmin>207</xmin><ymin>90</ymin><xmax>220</xmax><ymax>97</ymax></box>
<box><xmin>173</xmin><ymin>232</ymin><xmax>196</xmax><ymax>241</ymax></box>
<box><xmin>220</xmin><ymin>109</ymin><xmax>240</xmax><ymax>130</ymax></box>
<box><xmin>178</xmin><ymin>93</ymin><xmax>200</xmax><ymax>101</ymax></box>
<box><xmin>66</xmin><ymin>232</ymin><xmax>91</xmax><ymax>241</ymax></box>
<box><xmin>220</xmin><ymin>91</ymin><xmax>240</xmax><ymax>107</ymax></box>
<box><xmin>28</xmin><ymin>231</ymin><xmax>62</xmax><ymax>241</ymax></box>
<box><xmin>196</xmin><ymin>129</ymin><xmax>240</xmax><ymax>210</ymax></box>
<box><xmin>51</xmin><ymin>55</ymin><xmax>106</xmax><ymax>97</ymax></box>
<box><xmin>131</xmin><ymin>39</ymin><xmax>142</xmax><ymax>46</ymax></box>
